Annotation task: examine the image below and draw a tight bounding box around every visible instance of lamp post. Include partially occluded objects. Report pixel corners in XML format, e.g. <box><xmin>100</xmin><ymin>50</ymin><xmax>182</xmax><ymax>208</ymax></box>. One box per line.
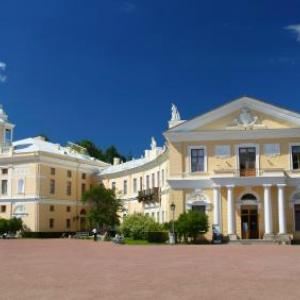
<box><xmin>170</xmin><ymin>202</ymin><xmax>176</xmax><ymax>244</ymax></box>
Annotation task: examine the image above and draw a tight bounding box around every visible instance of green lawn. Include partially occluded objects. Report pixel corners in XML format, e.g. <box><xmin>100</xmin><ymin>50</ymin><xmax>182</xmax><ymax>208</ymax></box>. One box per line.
<box><xmin>124</xmin><ymin>239</ymin><xmax>150</xmax><ymax>245</ymax></box>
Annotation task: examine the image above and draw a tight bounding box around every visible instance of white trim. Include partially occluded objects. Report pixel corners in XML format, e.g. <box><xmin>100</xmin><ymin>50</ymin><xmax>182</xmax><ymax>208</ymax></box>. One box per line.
<box><xmin>185</xmin><ymin>190</ymin><xmax>211</xmax><ymax>213</ymax></box>
<box><xmin>165</xmin><ymin>128</ymin><xmax>300</xmax><ymax>142</ymax></box>
<box><xmin>236</xmin><ymin>189</ymin><xmax>260</xmax><ymax>207</ymax></box>
<box><xmin>235</xmin><ymin>144</ymin><xmax>260</xmax><ymax>176</ymax></box>
<box><xmin>187</xmin><ymin>145</ymin><xmax>207</xmax><ymax>174</ymax></box>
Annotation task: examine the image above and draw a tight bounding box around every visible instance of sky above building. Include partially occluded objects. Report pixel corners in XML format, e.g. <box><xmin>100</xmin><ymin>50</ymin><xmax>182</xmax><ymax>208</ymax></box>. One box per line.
<box><xmin>0</xmin><ymin>0</ymin><xmax>300</xmax><ymax>157</ymax></box>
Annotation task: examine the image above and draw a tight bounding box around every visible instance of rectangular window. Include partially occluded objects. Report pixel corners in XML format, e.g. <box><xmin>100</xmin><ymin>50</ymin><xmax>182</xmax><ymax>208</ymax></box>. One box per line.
<box><xmin>49</xmin><ymin>205</ymin><xmax>55</xmax><ymax>212</ymax></box>
<box><xmin>157</xmin><ymin>211</ymin><xmax>160</xmax><ymax>222</ymax></box>
<box><xmin>191</xmin><ymin>148</ymin><xmax>205</xmax><ymax>172</ymax></box>
<box><xmin>0</xmin><ymin>205</ymin><xmax>6</xmax><ymax>213</ymax></box>
<box><xmin>81</xmin><ymin>183</ymin><xmax>86</xmax><ymax>195</ymax></box>
<box><xmin>18</xmin><ymin>179</ymin><xmax>25</xmax><ymax>194</ymax></box>
<box><xmin>50</xmin><ymin>168</ymin><xmax>55</xmax><ymax>175</ymax></box>
<box><xmin>112</xmin><ymin>182</ymin><xmax>116</xmax><ymax>191</ymax></box>
<box><xmin>49</xmin><ymin>218</ymin><xmax>54</xmax><ymax>228</ymax></box>
<box><xmin>67</xmin><ymin>170</ymin><xmax>72</xmax><ymax>178</ymax></box>
<box><xmin>146</xmin><ymin>175</ymin><xmax>150</xmax><ymax>190</ymax></box>
<box><xmin>292</xmin><ymin>146</ymin><xmax>300</xmax><ymax>170</ymax></box>
<box><xmin>1</xmin><ymin>180</ymin><xmax>7</xmax><ymax>195</ymax></box>
<box><xmin>157</xmin><ymin>171</ymin><xmax>160</xmax><ymax>187</ymax></box>
<box><xmin>67</xmin><ymin>181</ymin><xmax>72</xmax><ymax>196</ymax></box>
<box><xmin>264</xmin><ymin>144</ymin><xmax>280</xmax><ymax>156</ymax></box>
<box><xmin>2</xmin><ymin>168</ymin><xmax>8</xmax><ymax>175</ymax></box>
<box><xmin>66</xmin><ymin>206</ymin><xmax>71</xmax><ymax>212</ymax></box>
<box><xmin>133</xmin><ymin>178</ymin><xmax>137</xmax><ymax>193</ymax></box>
<box><xmin>295</xmin><ymin>205</ymin><xmax>300</xmax><ymax>231</ymax></box>
<box><xmin>151</xmin><ymin>173</ymin><xmax>155</xmax><ymax>188</ymax></box>
<box><xmin>139</xmin><ymin>177</ymin><xmax>143</xmax><ymax>191</ymax></box>
<box><xmin>161</xmin><ymin>169</ymin><xmax>165</xmax><ymax>187</ymax></box>
<box><xmin>50</xmin><ymin>179</ymin><xmax>55</xmax><ymax>194</ymax></box>
<box><xmin>82</xmin><ymin>173</ymin><xmax>86</xmax><ymax>180</ymax></box>
<box><xmin>123</xmin><ymin>180</ymin><xmax>127</xmax><ymax>195</ymax></box>
<box><xmin>192</xmin><ymin>205</ymin><xmax>206</xmax><ymax>214</ymax></box>
<box><xmin>66</xmin><ymin>219</ymin><xmax>71</xmax><ymax>229</ymax></box>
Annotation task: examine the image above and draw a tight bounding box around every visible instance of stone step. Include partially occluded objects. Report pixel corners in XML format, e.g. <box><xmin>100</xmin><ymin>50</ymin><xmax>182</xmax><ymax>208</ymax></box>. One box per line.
<box><xmin>229</xmin><ymin>239</ymin><xmax>278</xmax><ymax>245</ymax></box>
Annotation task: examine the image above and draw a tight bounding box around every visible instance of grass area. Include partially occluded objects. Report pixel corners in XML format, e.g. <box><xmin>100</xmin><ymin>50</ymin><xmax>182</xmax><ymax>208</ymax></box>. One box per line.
<box><xmin>124</xmin><ymin>239</ymin><xmax>150</xmax><ymax>245</ymax></box>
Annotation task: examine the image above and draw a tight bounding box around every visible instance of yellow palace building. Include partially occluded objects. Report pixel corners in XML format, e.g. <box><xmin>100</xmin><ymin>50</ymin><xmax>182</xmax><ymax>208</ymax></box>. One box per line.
<box><xmin>1</xmin><ymin>96</ymin><xmax>300</xmax><ymax>242</ymax></box>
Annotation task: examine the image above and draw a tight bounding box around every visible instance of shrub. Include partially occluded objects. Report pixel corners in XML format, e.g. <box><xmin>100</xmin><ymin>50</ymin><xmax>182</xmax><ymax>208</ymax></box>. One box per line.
<box><xmin>0</xmin><ymin>218</ymin><xmax>8</xmax><ymax>233</ymax></box>
<box><xmin>120</xmin><ymin>213</ymin><xmax>163</xmax><ymax>240</ymax></box>
<box><xmin>176</xmin><ymin>211</ymin><xmax>209</xmax><ymax>243</ymax></box>
<box><xmin>0</xmin><ymin>217</ymin><xmax>23</xmax><ymax>233</ymax></box>
<box><xmin>146</xmin><ymin>231</ymin><xmax>169</xmax><ymax>243</ymax></box>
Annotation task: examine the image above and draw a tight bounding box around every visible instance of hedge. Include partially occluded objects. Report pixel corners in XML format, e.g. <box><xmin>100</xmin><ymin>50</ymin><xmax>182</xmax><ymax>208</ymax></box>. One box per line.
<box><xmin>146</xmin><ymin>231</ymin><xmax>169</xmax><ymax>243</ymax></box>
<box><xmin>22</xmin><ymin>232</ymin><xmax>75</xmax><ymax>238</ymax></box>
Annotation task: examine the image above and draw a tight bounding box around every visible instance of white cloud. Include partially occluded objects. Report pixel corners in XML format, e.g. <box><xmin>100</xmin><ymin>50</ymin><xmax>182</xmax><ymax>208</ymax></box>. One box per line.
<box><xmin>285</xmin><ymin>24</ymin><xmax>300</xmax><ymax>42</ymax></box>
<box><xmin>0</xmin><ymin>61</ymin><xmax>7</xmax><ymax>82</ymax></box>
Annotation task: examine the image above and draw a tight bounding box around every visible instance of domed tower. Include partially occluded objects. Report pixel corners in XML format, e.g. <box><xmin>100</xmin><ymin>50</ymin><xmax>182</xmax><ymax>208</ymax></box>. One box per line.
<box><xmin>0</xmin><ymin>105</ymin><xmax>15</xmax><ymax>152</ymax></box>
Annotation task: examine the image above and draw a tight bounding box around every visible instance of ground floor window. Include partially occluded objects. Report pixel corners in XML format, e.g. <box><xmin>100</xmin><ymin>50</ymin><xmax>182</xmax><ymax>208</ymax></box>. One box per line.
<box><xmin>66</xmin><ymin>219</ymin><xmax>71</xmax><ymax>229</ymax></box>
<box><xmin>295</xmin><ymin>205</ymin><xmax>300</xmax><ymax>231</ymax></box>
<box><xmin>49</xmin><ymin>218</ymin><xmax>55</xmax><ymax>228</ymax></box>
<box><xmin>191</xmin><ymin>205</ymin><xmax>206</xmax><ymax>213</ymax></box>
<box><xmin>0</xmin><ymin>205</ymin><xmax>6</xmax><ymax>213</ymax></box>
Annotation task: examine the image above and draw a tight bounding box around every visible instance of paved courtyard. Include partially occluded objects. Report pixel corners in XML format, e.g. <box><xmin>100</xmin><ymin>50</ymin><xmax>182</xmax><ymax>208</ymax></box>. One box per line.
<box><xmin>1</xmin><ymin>240</ymin><xmax>300</xmax><ymax>300</ymax></box>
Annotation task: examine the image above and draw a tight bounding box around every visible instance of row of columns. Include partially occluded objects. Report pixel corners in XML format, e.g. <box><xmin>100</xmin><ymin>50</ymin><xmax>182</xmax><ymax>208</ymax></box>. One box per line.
<box><xmin>213</xmin><ymin>184</ymin><xmax>287</xmax><ymax>238</ymax></box>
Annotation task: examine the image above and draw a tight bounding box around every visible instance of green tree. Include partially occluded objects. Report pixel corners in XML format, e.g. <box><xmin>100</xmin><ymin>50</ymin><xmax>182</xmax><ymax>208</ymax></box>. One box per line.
<box><xmin>120</xmin><ymin>213</ymin><xmax>163</xmax><ymax>240</ymax></box>
<box><xmin>176</xmin><ymin>210</ymin><xmax>209</xmax><ymax>243</ymax></box>
<box><xmin>105</xmin><ymin>145</ymin><xmax>126</xmax><ymax>164</ymax></box>
<box><xmin>76</xmin><ymin>140</ymin><xmax>105</xmax><ymax>161</ymax></box>
<box><xmin>0</xmin><ymin>218</ymin><xmax>8</xmax><ymax>233</ymax></box>
<box><xmin>81</xmin><ymin>184</ymin><xmax>122</xmax><ymax>232</ymax></box>
<box><xmin>8</xmin><ymin>217</ymin><xmax>23</xmax><ymax>232</ymax></box>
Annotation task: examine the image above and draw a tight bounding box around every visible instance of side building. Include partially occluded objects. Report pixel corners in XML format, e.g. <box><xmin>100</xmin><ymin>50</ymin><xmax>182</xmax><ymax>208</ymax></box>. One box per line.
<box><xmin>0</xmin><ymin>107</ymin><xmax>108</xmax><ymax>233</ymax></box>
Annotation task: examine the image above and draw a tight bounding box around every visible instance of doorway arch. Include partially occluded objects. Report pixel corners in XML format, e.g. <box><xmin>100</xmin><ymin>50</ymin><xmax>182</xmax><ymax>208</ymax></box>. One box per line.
<box><xmin>240</xmin><ymin>193</ymin><xmax>259</xmax><ymax>239</ymax></box>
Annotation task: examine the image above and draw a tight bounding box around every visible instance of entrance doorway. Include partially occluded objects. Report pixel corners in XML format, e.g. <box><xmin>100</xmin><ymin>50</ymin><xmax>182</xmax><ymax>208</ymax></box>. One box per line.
<box><xmin>239</xmin><ymin>147</ymin><xmax>256</xmax><ymax>177</ymax></box>
<box><xmin>241</xmin><ymin>205</ymin><xmax>259</xmax><ymax>239</ymax></box>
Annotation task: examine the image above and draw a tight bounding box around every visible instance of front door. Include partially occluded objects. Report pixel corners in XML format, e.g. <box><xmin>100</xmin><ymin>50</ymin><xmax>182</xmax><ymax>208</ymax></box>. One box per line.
<box><xmin>239</xmin><ymin>147</ymin><xmax>256</xmax><ymax>176</ymax></box>
<box><xmin>241</xmin><ymin>206</ymin><xmax>258</xmax><ymax>239</ymax></box>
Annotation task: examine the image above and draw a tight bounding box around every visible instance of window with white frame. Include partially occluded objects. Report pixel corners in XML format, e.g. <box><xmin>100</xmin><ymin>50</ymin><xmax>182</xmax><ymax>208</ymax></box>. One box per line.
<box><xmin>292</xmin><ymin>146</ymin><xmax>300</xmax><ymax>170</ymax></box>
<box><xmin>133</xmin><ymin>178</ymin><xmax>137</xmax><ymax>193</ymax></box>
<box><xmin>139</xmin><ymin>177</ymin><xmax>143</xmax><ymax>191</ymax></box>
<box><xmin>146</xmin><ymin>175</ymin><xmax>150</xmax><ymax>189</ymax></box>
<box><xmin>157</xmin><ymin>171</ymin><xmax>160</xmax><ymax>187</ymax></box>
<box><xmin>123</xmin><ymin>180</ymin><xmax>127</xmax><ymax>195</ymax></box>
<box><xmin>190</xmin><ymin>148</ymin><xmax>205</xmax><ymax>172</ymax></box>
<box><xmin>18</xmin><ymin>178</ymin><xmax>25</xmax><ymax>194</ymax></box>
<box><xmin>161</xmin><ymin>169</ymin><xmax>165</xmax><ymax>186</ymax></box>
<box><xmin>151</xmin><ymin>173</ymin><xmax>155</xmax><ymax>188</ymax></box>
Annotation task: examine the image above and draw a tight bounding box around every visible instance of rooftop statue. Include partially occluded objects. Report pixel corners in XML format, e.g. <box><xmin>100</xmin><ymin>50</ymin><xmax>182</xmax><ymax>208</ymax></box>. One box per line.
<box><xmin>151</xmin><ymin>137</ymin><xmax>157</xmax><ymax>150</ymax></box>
<box><xmin>171</xmin><ymin>103</ymin><xmax>181</xmax><ymax>121</ymax></box>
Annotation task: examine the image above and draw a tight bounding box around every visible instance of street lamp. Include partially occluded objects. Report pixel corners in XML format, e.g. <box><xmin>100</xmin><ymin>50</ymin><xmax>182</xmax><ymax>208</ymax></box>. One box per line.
<box><xmin>170</xmin><ymin>202</ymin><xmax>176</xmax><ymax>244</ymax></box>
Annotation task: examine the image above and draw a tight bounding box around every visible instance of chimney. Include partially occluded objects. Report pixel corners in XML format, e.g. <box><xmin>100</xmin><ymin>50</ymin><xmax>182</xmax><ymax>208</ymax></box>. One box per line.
<box><xmin>113</xmin><ymin>157</ymin><xmax>121</xmax><ymax>165</ymax></box>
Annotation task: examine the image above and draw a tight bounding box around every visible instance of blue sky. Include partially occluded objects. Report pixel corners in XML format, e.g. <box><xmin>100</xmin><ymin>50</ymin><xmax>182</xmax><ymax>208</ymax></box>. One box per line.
<box><xmin>0</xmin><ymin>0</ymin><xmax>300</xmax><ymax>157</ymax></box>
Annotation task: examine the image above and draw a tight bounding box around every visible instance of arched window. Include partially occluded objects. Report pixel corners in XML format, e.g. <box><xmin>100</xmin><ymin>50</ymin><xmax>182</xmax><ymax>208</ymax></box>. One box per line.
<box><xmin>18</xmin><ymin>179</ymin><xmax>25</xmax><ymax>194</ymax></box>
<box><xmin>241</xmin><ymin>193</ymin><xmax>257</xmax><ymax>201</ymax></box>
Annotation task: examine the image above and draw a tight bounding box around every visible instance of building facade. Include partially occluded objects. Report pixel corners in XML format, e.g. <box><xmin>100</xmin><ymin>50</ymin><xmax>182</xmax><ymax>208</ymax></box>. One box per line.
<box><xmin>1</xmin><ymin>96</ymin><xmax>300</xmax><ymax>241</ymax></box>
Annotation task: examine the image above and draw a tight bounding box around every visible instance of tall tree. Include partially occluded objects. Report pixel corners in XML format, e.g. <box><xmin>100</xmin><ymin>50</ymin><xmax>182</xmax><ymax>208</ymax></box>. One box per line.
<box><xmin>105</xmin><ymin>145</ymin><xmax>126</xmax><ymax>164</ymax></box>
<box><xmin>76</xmin><ymin>140</ymin><xmax>104</xmax><ymax>161</ymax></box>
<box><xmin>81</xmin><ymin>184</ymin><xmax>122</xmax><ymax>232</ymax></box>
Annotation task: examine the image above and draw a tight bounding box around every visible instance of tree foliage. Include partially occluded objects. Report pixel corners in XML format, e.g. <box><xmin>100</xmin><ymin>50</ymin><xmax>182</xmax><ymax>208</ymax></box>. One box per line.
<box><xmin>120</xmin><ymin>213</ymin><xmax>163</xmax><ymax>240</ymax></box>
<box><xmin>77</xmin><ymin>140</ymin><xmax>127</xmax><ymax>164</ymax></box>
<box><xmin>176</xmin><ymin>210</ymin><xmax>209</xmax><ymax>243</ymax></box>
<box><xmin>0</xmin><ymin>217</ymin><xmax>23</xmax><ymax>233</ymax></box>
<box><xmin>81</xmin><ymin>184</ymin><xmax>122</xmax><ymax>232</ymax></box>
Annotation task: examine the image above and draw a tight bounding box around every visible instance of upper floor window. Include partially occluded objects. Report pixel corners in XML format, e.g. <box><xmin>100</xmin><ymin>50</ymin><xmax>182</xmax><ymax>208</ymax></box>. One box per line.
<box><xmin>49</xmin><ymin>205</ymin><xmax>55</xmax><ymax>212</ymax></box>
<box><xmin>67</xmin><ymin>170</ymin><xmax>72</xmax><ymax>178</ymax></box>
<box><xmin>157</xmin><ymin>171</ymin><xmax>160</xmax><ymax>187</ymax></box>
<box><xmin>123</xmin><ymin>180</ymin><xmax>127</xmax><ymax>195</ymax></box>
<box><xmin>292</xmin><ymin>146</ymin><xmax>300</xmax><ymax>170</ymax></box>
<box><xmin>66</xmin><ymin>206</ymin><xmax>71</xmax><ymax>212</ymax></box>
<box><xmin>50</xmin><ymin>168</ymin><xmax>55</xmax><ymax>175</ymax></box>
<box><xmin>50</xmin><ymin>179</ymin><xmax>55</xmax><ymax>194</ymax></box>
<box><xmin>190</xmin><ymin>148</ymin><xmax>205</xmax><ymax>173</ymax></box>
<box><xmin>1</xmin><ymin>205</ymin><xmax>6</xmax><ymax>213</ymax></box>
<box><xmin>82</xmin><ymin>173</ymin><xmax>86</xmax><ymax>180</ymax></box>
<box><xmin>146</xmin><ymin>175</ymin><xmax>150</xmax><ymax>190</ymax></box>
<box><xmin>111</xmin><ymin>182</ymin><xmax>116</xmax><ymax>191</ymax></box>
<box><xmin>1</xmin><ymin>180</ymin><xmax>8</xmax><ymax>195</ymax></box>
<box><xmin>18</xmin><ymin>178</ymin><xmax>25</xmax><ymax>194</ymax></box>
<box><xmin>1</xmin><ymin>168</ymin><xmax>8</xmax><ymax>175</ymax></box>
<box><xmin>133</xmin><ymin>178</ymin><xmax>137</xmax><ymax>193</ymax></box>
<box><xmin>66</xmin><ymin>181</ymin><xmax>72</xmax><ymax>196</ymax></box>
<box><xmin>161</xmin><ymin>169</ymin><xmax>165</xmax><ymax>187</ymax></box>
<box><xmin>139</xmin><ymin>177</ymin><xmax>143</xmax><ymax>191</ymax></box>
<box><xmin>151</xmin><ymin>173</ymin><xmax>155</xmax><ymax>188</ymax></box>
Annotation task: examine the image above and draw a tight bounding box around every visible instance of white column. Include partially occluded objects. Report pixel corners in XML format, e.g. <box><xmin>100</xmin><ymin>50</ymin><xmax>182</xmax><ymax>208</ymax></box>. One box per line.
<box><xmin>277</xmin><ymin>184</ymin><xmax>287</xmax><ymax>235</ymax></box>
<box><xmin>263</xmin><ymin>184</ymin><xmax>273</xmax><ymax>235</ymax></box>
<box><xmin>227</xmin><ymin>185</ymin><xmax>235</xmax><ymax>236</ymax></box>
<box><xmin>213</xmin><ymin>186</ymin><xmax>222</xmax><ymax>230</ymax></box>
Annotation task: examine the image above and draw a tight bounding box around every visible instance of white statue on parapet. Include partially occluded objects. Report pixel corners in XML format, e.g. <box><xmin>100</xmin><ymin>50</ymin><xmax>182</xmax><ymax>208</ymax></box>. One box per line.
<box><xmin>150</xmin><ymin>136</ymin><xmax>157</xmax><ymax>150</ymax></box>
<box><xmin>171</xmin><ymin>103</ymin><xmax>181</xmax><ymax>121</ymax></box>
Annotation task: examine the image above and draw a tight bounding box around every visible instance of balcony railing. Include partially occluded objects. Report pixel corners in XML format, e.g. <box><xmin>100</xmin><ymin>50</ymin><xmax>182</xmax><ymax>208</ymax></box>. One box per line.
<box><xmin>137</xmin><ymin>187</ymin><xmax>160</xmax><ymax>203</ymax></box>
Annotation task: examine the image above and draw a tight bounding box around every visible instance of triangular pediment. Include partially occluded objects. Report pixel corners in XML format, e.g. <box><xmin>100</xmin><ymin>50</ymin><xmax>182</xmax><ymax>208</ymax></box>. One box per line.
<box><xmin>166</xmin><ymin>96</ymin><xmax>300</xmax><ymax>133</ymax></box>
